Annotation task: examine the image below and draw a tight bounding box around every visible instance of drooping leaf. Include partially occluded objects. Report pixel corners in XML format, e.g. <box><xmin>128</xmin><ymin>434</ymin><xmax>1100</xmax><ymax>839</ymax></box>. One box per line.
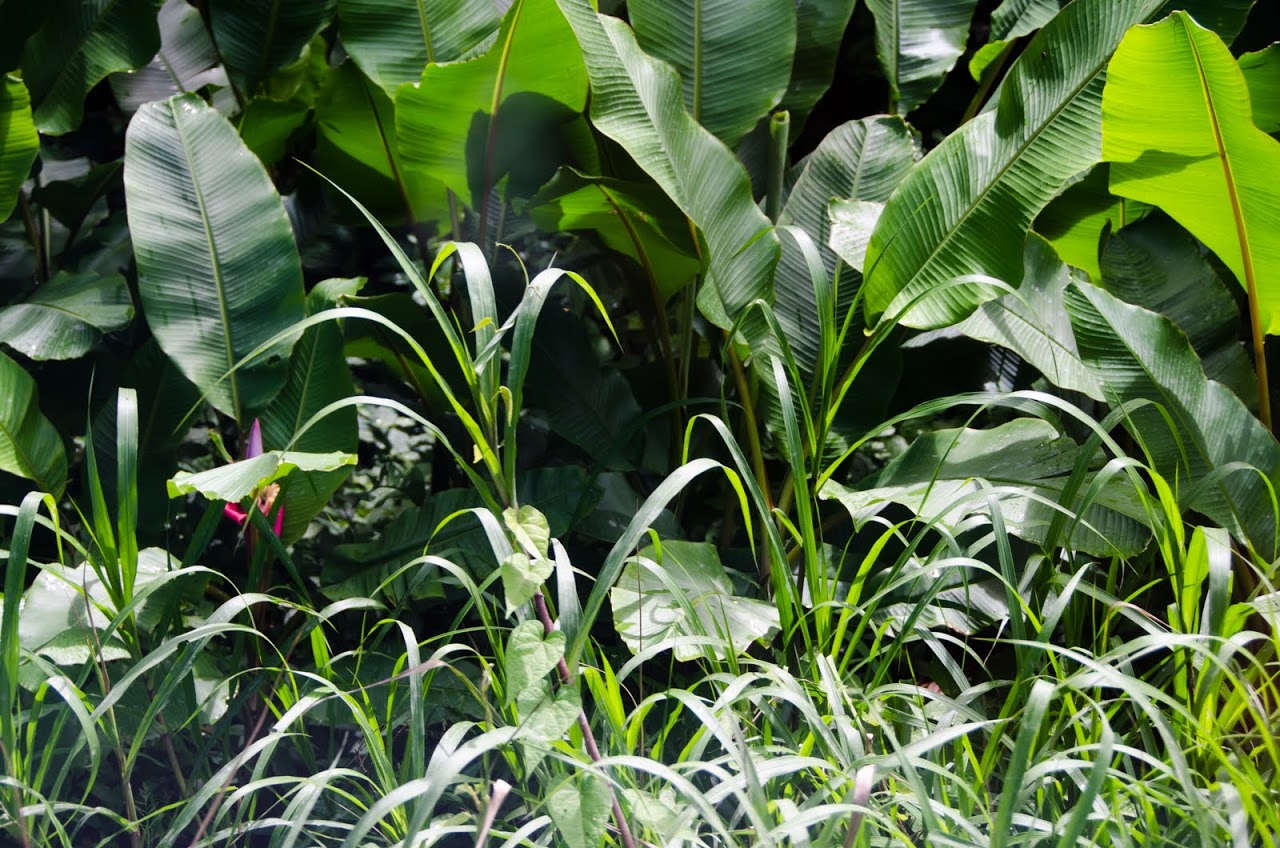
<box><xmin>168</xmin><ymin>450</ymin><xmax>355</xmax><ymax>502</ymax></box>
<box><xmin>863</xmin><ymin>0</ymin><xmax>1163</xmax><ymax>329</ymax></box>
<box><xmin>1097</xmin><ymin>215</ymin><xmax>1256</xmax><ymax>406</ymax></box>
<box><xmin>0</xmin><ymin>351</ymin><xmax>67</xmax><ymax>496</ymax></box>
<box><xmin>125</xmin><ymin>93</ymin><xmax>307</xmax><ymax>422</ymax></box>
<box><xmin>865</xmin><ymin>0</ymin><xmax>980</xmax><ymax>114</ymax></box>
<box><xmin>395</xmin><ymin>0</ymin><xmax>587</xmax><ymax>209</ymax></box>
<box><xmin>1064</xmin><ymin>281</ymin><xmax>1280</xmax><ymax>558</ymax></box>
<box><xmin>1239</xmin><ymin>44</ymin><xmax>1280</xmax><ymax>134</ymax></box>
<box><xmin>778</xmin><ymin>0</ymin><xmax>857</xmax><ymax>132</ymax></box>
<box><xmin>526</xmin><ymin>168</ymin><xmax>701</xmax><ymax>303</ymax></box>
<box><xmin>0</xmin><ymin>272</ymin><xmax>134</xmax><ymax>361</ymax></box>
<box><xmin>628</xmin><ymin>0</ymin><xmax>796</xmax><ymax>147</ymax></box>
<box><xmin>548</xmin><ymin>775</ymin><xmax>611</xmax><ymax>848</ymax></box>
<box><xmin>260</xmin><ymin>278</ymin><xmax>363</xmax><ymax>543</ymax></box>
<box><xmin>1103</xmin><ymin>12</ymin><xmax>1280</xmax><ymax>333</ymax></box>
<box><xmin>610</xmin><ymin>540</ymin><xmax>780</xmax><ymax>661</ymax></box>
<box><xmin>109</xmin><ymin>0</ymin><xmax>227</xmax><ymax>114</ymax></box>
<box><xmin>555</xmin><ymin>0</ymin><xmax>779</xmax><ymax>327</ymax></box>
<box><xmin>337</xmin><ymin>0</ymin><xmax>501</xmax><ymax>95</ymax></box>
<box><xmin>21</xmin><ymin>0</ymin><xmax>162</xmax><ymax>134</ymax></box>
<box><xmin>1033</xmin><ymin>164</ymin><xmax>1150</xmax><ymax>281</ymax></box>
<box><xmin>0</xmin><ymin>75</ymin><xmax>38</xmax><ymax>222</ymax></box>
<box><xmin>314</xmin><ymin>60</ymin><xmax>448</xmax><ymax>223</ymax></box>
<box><xmin>822</xmin><ymin>418</ymin><xmax>1152</xmax><ymax>557</ymax></box>
<box><xmin>208</xmin><ymin>0</ymin><xmax>336</xmax><ymax>94</ymax></box>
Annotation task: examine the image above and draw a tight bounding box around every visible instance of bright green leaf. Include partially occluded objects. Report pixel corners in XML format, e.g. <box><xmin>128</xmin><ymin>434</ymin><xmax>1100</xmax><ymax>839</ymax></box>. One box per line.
<box><xmin>0</xmin><ymin>351</ymin><xmax>67</xmax><ymax>496</ymax></box>
<box><xmin>501</xmin><ymin>552</ymin><xmax>554</xmax><ymax>613</ymax></box>
<box><xmin>1104</xmin><ymin>12</ymin><xmax>1280</xmax><ymax>334</ymax></box>
<box><xmin>505</xmin><ymin>619</ymin><xmax>563</xmax><ymax>704</ymax></box>
<box><xmin>0</xmin><ymin>75</ymin><xmax>38</xmax><ymax>222</ymax></box>
<box><xmin>238</xmin><ymin>97</ymin><xmax>310</xmax><ymax>165</ymax></box>
<box><xmin>167</xmin><ymin>450</ymin><xmax>356</xmax><ymax>502</ymax></box>
<box><xmin>1034</xmin><ymin>164</ymin><xmax>1151</xmax><ymax>281</ymax></box>
<box><xmin>1239</xmin><ymin>44</ymin><xmax>1280</xmax><ymax>134</ymax></box>
<box><xmin>548</xmin><ymin>775</ymin><xmax>611</xmax><ymax>848</ymax></box>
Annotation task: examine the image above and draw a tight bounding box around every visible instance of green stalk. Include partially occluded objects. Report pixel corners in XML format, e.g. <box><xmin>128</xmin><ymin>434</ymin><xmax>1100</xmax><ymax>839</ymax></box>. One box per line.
<box><xmin>766</xmin><ymin>111</ymin><xmax>790</xmax><ymax>224</ymax></box>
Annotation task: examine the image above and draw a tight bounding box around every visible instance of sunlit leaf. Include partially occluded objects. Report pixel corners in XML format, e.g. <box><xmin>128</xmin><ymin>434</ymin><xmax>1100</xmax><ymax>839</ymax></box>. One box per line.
<box><xmin>0</xmin><ymin>75</ymin><xmax>38</xmax><ymax>222</ymax></box>
<box><xmin>866</xmin><ymin>0</ymin><xmax>979</xmax><ymax>114</ymax></box>
<box><xmin>168</xmin><ymin>450</ymin><xmax>355</xmax><ymax>502</ymax></box>
<box><xmin>0</xmin><ymin>351</ymin><xmax>67</xmax><ymax>496</ymax></box>
<box><xmin>0</xmin><ymin>272</ymin><xmax>133</xmax><ymax>361</ymax></box>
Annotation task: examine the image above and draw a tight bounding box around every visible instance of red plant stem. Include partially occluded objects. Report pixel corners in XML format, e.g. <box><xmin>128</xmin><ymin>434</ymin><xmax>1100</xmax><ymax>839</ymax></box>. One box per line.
<box><xmin>533</xmin><ymin>593</ymin><xmax>636</xmax><ymax>848</ymax></box>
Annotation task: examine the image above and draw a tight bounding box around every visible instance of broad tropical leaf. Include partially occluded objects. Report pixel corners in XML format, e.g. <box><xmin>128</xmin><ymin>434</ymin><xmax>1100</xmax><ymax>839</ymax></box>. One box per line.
<box><xmin>0</xmin><ymin>351</ymin><xmax>67</xmax><ymax>496</ymax></box>
<box><xmin>0</xmin><ymin>75</ymin><xmax>37</xmax><ymax>222</ymax></box>
<box><xmin>863</xmin><ymin>0</ymin><xmax>1163</xmax><ymax>329</ymax></box>
<box><xmin>1103</xmin><ymin>12</ymin><xmax>1280</xmax><ymax>334</ymax></box>
<box><xmin>237</xmin><ymin>97</ymin><xmax>311</xmax><ymax>165</ymax></box>
<box><xmin>260</xmin><ymin>278</ymin><xmax>363</xmax><ymax>543</ymax></box>
<box><xmin>969</xmin><ymin>0</ymin><xmax>1060</xmax><ymax>82</ymax></box>
<box><xmin>628</xmin><ymin>0</ymin><xmax>796</xmax><ymax>147</ymax></box>
<box><xmin>1239</xmin><ymin>45</ymin><xmax>1280</xmax><ymax>134</ymax></box>
<box><xmin>526</xmin><ymin>168</ymin><xmax>701</xmax><ymax>303</ymax></box>
<box><xmin>315</xmin><ymin>60</ymin><xmax>448</xmax><ymax>222</ymax></box>
<box><xmin>1065</xmin><ymin>281</ymin><xmax>1280</xmax><ymax>558</ymax></box>
<box><xmin>110</xmin><ymin>0</ymin><xmax>226</xmax><ymax>113</ymax></box>
<box><xmin>337</xmin><ymin>0</ymin><xmax>501</xmax><ymax>95</ymax></box>
<box><xmin>209</xmin><ymin>0</ymin><xmax>336</xmax><ymax>94</ymax></box>
<box><xmin>779</xmin><ymin>117</ymin><xmax>916</xmax><ymax>376</ymax></box>
<box><xmin>1097</xmin><ymin>215</ymin><xmax>1256</xmax><ymax>405</ymax></box>
<box><xmin>865</xmin><ymin>0</ymin><xmax>980</xmax><ymax>114</ymax></box>
<box><xmin>555</xmin><ymin>0</ymin><xmax>779</xmax><ymax>326</ymax></box>
<box><xmin>1034</xmin><ymin>164</ymin><xmax>1150</xmax><ymax>281</ymax></box>
<box><xmin>396</xmin><ymin>0</ymin><xmax>587</xmax><ymax>209</ymax></box>
<box><xmin>168</xmin><ymin>450</ymin><xmax>356</xmax><ymax>502</ymax></box>
<box><xmin>125</xmin><ymin>93</ymin><xmax>306</xmax><ymax>422</ymax></box>
<box><xmin>778</xmin><ymin>0</ymin><xmax>857</xmax><ymax>132</ymax></box>
<box><xmin>0</xmin><ymin>272</ymin><xmax>134</xmax><ymax>360</ymax></box>
<box><xmin>821</xmin><ymin>418</ymin><xmax>1152</xmax><ymax>557</ymax></box>
<box><xmin>611</xmin><ymin>541</ymin><xmax>780</xmax><ymax>661</ymax></box>
<box><xmin>21</xmin><ymin>0</ymin><xmax>162</xmax><ymax>134</ymax></box>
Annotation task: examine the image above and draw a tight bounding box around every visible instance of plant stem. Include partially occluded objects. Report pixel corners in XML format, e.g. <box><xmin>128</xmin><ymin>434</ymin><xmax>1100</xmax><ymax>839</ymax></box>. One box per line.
<box><xmin>766</xmin><ymin>111</ymin><xmax>790</xmax><ymax>224</ymax></box>
<box><xmin>533</xmin><ymin>593</ymin><xmax>636</xmax><ymax>848</ymax></box>
<box><xmin>16</xmin><ymin>191</ymin><xmax>45</xmax><ymax>283</ymax></box>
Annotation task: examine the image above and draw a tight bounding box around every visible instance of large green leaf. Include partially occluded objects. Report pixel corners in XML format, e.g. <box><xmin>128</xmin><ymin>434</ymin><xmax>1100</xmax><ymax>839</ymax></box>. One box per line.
<box><xmin>862</xmin><ymin>0</ymin><xmax>1163</xmax><ymax>329</ymax></box>
<box><xmin>1155</xmin><ymin>0</ymin><xmax>1255</xmax><ymax>44</ymax></box>
<box><xmin>1033</xmin><ymin>164</ymin><xmax>1150</xmax><ymax>281</ymax></box>
<box><xmin>777</xmin><ymin>117</ymin><xmax>916</xmax><ymax>377</ymax></box>
<box><xmin>968</xmin><ymin>0</ymin><xmax>1060</xmax><ymax>82</ymax></box>
<box><xmin>209</xmin><ymin>0</ymin><xmax>336</xmax><ymax>94</ymax></box>
<box><xmin>526</xmin><ymin>168</ymin><xmax>701</xmax><ymax>303</ymax></box>
<box><xmin>395</xmin><ymin>0</ymin><xmax>587</xmax><ymax>210</ymax></box>
<box><xmin>315</xmin><ymin>60</ymin><xmax>448</xmax><ymax>223</ymax></box>
<box><xmin>109</xmin><ymin>0</ymin><xmax>226</xmax><ymax>114</ymax></box>
<box><xmin>821</xmin><ymin>418</ymin><xmax>1152</xmax><ymax>557</ymax></box>
<box><xmin>628</xmin><ymin>0</ymin><xmax>795</xmax><ymax>147</ymax></box>
<box><xmin>778</xmin><ymin>0</ymin><xmax>857</xmax><ymax>132</ymax></box>
<box><xmin>1239</xmin><ymin>45</ymin><xmax>1280</xmax><ymax>134</ymax></box>
<box><xmin>20</xmin><ymin>0</ymin><xmax>162</xmax><ymax>134</ymax></box>
<box><xmin>1102</xmin><ymin>11</ymin><xmax>1280</xmax><ymax>334</ymax></box>
<box><xmin>0</xmin><ymin>351</ymin><xmax>66</xmax><ymax>496</ymax></box>
<box><xmin>1064</xmin><ymin>281</ymin><xmax>1280</xmax><ymax>558</ymax></box>
<box><xmin>555</xmin><ymin>0</ymin><xmax>779</xmax><ymax>326</ymax></box>
<box><xmin>261</xmin><ymin>278</ymin><xmax>362</xmax><ymax>543</ymax></box>
<box><xmin>865</xmin><ymin>0</ymin><xmax>980</xmax><ymax>114</ymax></box>
<box><xmin>0</xmin><ymin>272</ymin><xmax>134</xmax><ymax>360</ymax></box>
<box><xmin>610</xmin><ymin>540</ymin><xmax>780</xmax><ymax>661</ymax></box>
<box><xmin>0</xmin><ymin>75</ymin><xmax>37</xmax><ymax>222</ymax></box>
<box><xmin>337</xmin><ymin>0</ymin><xmax>501</xmax><ymax>95</ymax></box>
<box><xmin>1097</xmin><ymin>215</ymin><xmax>1256</xmax><ymax>406</ymax></box>
<box><xmin>124</xmin><ymin>93</ymin><xmax>306</xmax><ymax>422</ymax></box>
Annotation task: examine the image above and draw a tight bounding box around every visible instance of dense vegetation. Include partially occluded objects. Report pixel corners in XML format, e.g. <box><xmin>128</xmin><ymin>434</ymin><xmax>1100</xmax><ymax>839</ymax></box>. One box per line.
<box><xmin>2</xmin><ymin>0</ymin><xmax>1279</xmax><ymax>844</ymax></box>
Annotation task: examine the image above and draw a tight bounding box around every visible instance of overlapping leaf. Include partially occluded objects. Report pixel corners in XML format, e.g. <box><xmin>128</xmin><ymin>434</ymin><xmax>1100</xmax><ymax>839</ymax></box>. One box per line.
<box><xmin>1239</xmin><ymin>45</ymin><xmax>1280</xmax><ymax>134</ymax></box>
<box><xmin>778</xmin><ymin>0</ymin><xmax>857</xmax><ymax>132</ymax></box>
<box><xmin>209</xmin><ymin>0</ymin><xmax>336</xmax><ymax>94</ymax></box>
<box><xmin>110</xmin><ymin>0</ymin><xmax>227</xmax><ymax>113</ymax></box>
<box><xmin>125</xmin><ymin>94</ymin><xmax>306</xmax><ymax>422</ymax></box>
<box><xmin>0</xmin><ymin>272</ymin><xmax>133</xmax><ymax>360</ymax></box>
<box><xmin>21</xmin><ymin>0</ymin><xmax>162</xmax><ymax>134</ymax></box>
<box><xmin>0</xmin><ymin>75</ymin><xmax>37</xmax><ymax>222</ymax></box>
<box><xmin>555</xmin><ymin>0</ymin><xmax>778</xmax><ymax>326</ymax></box>
<box><xmin>1034</xmin><ymin>164</ymin><xmax>1150</xmax><ymax>281</ymax></box>
<box><xmin>337</xmin><ymin>0</ymin><xmax>501</xmax><ymax>95</ymax></box>
<box><xmin>866</xmin><ymin>0</ymin><xmax>979</xmax><ymax>114</ymax></box>
<box><xmin>0</xmin><ymin>351</ymin><xmax>67</xmax><ymax>496</ymax></box>
<box><xmin>863</xmin><ymin>0</ymin><xmax>1164</xmax><ymax>329</ymax></box>
<box><xmin>629</xmin><ymin>0</ymin><xmax>795</xmax><ymax>147</ymax></box>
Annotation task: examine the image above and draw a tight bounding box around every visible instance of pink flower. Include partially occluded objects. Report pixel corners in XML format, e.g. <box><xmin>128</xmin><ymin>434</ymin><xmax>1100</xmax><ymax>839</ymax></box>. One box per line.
<box><xmin>222</xmin><ymin>420</ymin><xmax>284</xmax><ymax>536</ymax></box>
